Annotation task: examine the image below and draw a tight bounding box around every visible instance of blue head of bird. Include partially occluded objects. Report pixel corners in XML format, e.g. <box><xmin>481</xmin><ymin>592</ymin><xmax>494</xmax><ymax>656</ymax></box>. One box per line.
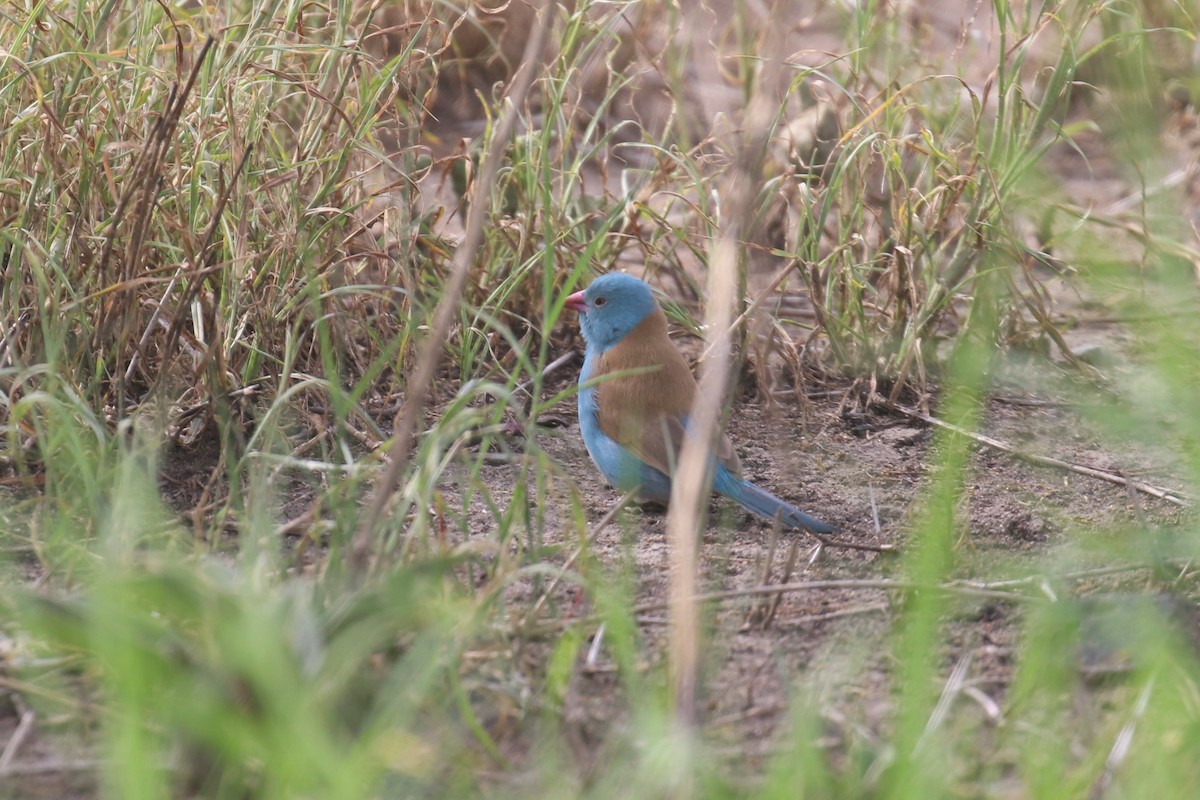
<box><xmin>564</xmin><ymin>273</ymin><xmax>658</xmax><ymax>352</ymax></box>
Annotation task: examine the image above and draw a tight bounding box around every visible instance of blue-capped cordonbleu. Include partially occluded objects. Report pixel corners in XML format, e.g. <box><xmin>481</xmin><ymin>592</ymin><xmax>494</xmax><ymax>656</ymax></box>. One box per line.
<box><xmin>564</xmin><ymin>273</ymin><xmax>833</xmax><ymax>535</ymax></box>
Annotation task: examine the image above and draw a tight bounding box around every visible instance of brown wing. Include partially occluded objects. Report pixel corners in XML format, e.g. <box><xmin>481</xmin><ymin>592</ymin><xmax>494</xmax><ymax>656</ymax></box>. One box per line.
<box><xmin>595</xmin><ymin>308</ymin><xmax>742</xmax><ymax>479</ymax></box>
<box><xmin>646</xmin><ymin>418</ymin><xmax>743</xmax><ymax>478</ymax></box>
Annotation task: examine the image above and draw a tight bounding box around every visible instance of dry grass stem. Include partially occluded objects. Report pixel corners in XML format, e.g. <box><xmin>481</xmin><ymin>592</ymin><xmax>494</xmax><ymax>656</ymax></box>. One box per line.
<box><xmin>883</xmin><ymin>397</ymin><xmax>1190</xmax><ymax>507</ymax></box>
<box><xmin>351</xmin><ymin>2</ymin><xmax>559</xmax><ymax>570</ymax></box>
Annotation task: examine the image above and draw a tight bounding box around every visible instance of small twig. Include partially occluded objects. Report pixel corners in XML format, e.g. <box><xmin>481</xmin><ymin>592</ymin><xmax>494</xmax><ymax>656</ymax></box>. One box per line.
<box><xmin>658</xmin><ymin>578</ymin><xmax>1029</xmax><ymax>611</ymax></box>
<box><xmin>746</xmin><ymin>511</ymin><xmax>783</xmax><ymax>628</ymax></box>
<box><xmin>585</xmin><ymin>622</ymin><xmax>606</xmax><ymax>668</ymax></box>
<box><xmin>1105</xmin><ymin>166</ymin><xmax>1187</xmax><ymax>214</ymax></box>
<box><xmin>868</xmin><ymin>484</ymin><xmax>881</xmax><ymax>533</ymax></box>
<box><xmin>991</xmin><ymin>395</ymin><xmax>1076</xmax><ymax>409</ymax></box>
<box><xmin>275</xmin><ymin>505</ymin><xmax>320</xmax><ymax>538</ymax></box>
<box><xmin>0</xmin><ymin>758</ymin><xmax>103</xmax><ymax>777</ymax></box>
<box><xmin>762</xmin><ymin>540</ymin><xmax>801</xmax><ymax>629</ymax></box>
<box><xmin>953</xmin><ymin>562</ymin><xmax>1159</xmax><ymax>590</ymax></box>
<box><xmin>0</xmin><ymin>313</ymin><xmax>30</xmax><ymax>370</ymax></box>
<box><xmin>962</xmin><ymin>686</ymin><xmax>1003</xmax><ymax>723</ymax></box>
<box><xmin>1123</xmin><ymin>469</ymin><xmax>1150</xmax><ymax>527</ymax></box>
<box><xmin>880</xmin><ymin>396</ymin><xmax>1190</xmax><ymax>508</ymax></box>
<box><xmin>0</xmin><ymin>701</ymin><xmax>34</xmax><ymax>774</ymax></box>
<box><xmin>772</xmin><ymin>601</ymin><xmax>891</xmax><ymax>629</ymax></box>
<box><xmin>914</xmin><ymin>652</ymin><xmax>972</xmax><ymax>755</ymax></box>
<box><xmin>708</xmin><ymin>701</ymin><xmax>789</xmax><ymax>730</ymax></box>
<box><xmin>807</xmin><ymin>529</ymin><xmax>896</xmax><ymax>553</ymax></box>
<box><xmin>529</xmin><ymin>577</ymin><xmax>1032</xmax><ymax>634</ymax></box>
<box><xmin>1090</xmin><ymin>677</ymin><xmax>1155</xmax><ymax>799</ymax></box>
<box><xmin>643</xmin><ymin>598</ymin><xmax>894</xmax><ymax>629</ymax></box>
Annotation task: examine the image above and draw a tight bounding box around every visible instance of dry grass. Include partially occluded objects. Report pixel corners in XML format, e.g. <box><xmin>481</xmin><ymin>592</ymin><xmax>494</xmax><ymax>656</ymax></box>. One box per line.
<box><xmin>2</xmin><ymin>1</ymin><xmax>1200</xmax><ymax>797</ymax></box>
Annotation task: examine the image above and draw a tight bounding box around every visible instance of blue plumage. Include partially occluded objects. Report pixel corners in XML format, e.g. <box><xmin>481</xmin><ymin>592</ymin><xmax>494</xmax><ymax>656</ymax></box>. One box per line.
<box><xmin>564</xmin><ymin>273</ymin><xmax>833</xmax><ymax>535</ymax></box>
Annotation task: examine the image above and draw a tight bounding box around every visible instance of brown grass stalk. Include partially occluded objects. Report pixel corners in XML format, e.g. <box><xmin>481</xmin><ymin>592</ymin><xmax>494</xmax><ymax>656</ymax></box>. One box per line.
<box><xmin>351</xmin><ymin>1</ymin><xmax>558</xmax><ymax>572</ymax></box>
<box><xmin>664</xmin><ymin>4</ymin><xmax>790</xmax><ymax>733</ymax></box>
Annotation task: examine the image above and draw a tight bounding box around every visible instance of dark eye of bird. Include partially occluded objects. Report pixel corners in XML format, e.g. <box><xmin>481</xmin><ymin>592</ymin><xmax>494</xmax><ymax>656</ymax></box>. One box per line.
<box><xmin>594</xmin><ymin>296</ymin><xmax>606</xmax><ymax>306</ymax></box>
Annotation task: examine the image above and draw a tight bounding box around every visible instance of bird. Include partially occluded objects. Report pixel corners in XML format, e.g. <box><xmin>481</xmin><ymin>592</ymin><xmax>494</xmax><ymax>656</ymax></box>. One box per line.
<box><xmin>563</xmin><ymin>272</ymin><xmax>834</xmax><ymax>535</ymax></box>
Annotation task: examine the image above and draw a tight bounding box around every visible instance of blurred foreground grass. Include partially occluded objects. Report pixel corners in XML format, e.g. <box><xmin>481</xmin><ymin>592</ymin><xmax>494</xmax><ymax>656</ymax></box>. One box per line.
<box><xmin>2</xmin><ymin>1</ymin><xmax>1200</xmax><ymax>798</ymax></box>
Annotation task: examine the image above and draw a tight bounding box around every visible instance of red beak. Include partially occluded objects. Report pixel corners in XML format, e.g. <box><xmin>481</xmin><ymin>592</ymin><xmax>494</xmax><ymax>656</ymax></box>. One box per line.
<box><xmin>564</xmin><ymin>290</ymin><xmax>587</xmax><ymax>313</ymax></box>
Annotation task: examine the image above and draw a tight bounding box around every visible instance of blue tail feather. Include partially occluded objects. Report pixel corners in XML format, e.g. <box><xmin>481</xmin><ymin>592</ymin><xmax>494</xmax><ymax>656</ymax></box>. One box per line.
<box><xmin>714</xmin><ymin>468</ymin><xmax>834</xmax><ymax>535</ymax></box>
